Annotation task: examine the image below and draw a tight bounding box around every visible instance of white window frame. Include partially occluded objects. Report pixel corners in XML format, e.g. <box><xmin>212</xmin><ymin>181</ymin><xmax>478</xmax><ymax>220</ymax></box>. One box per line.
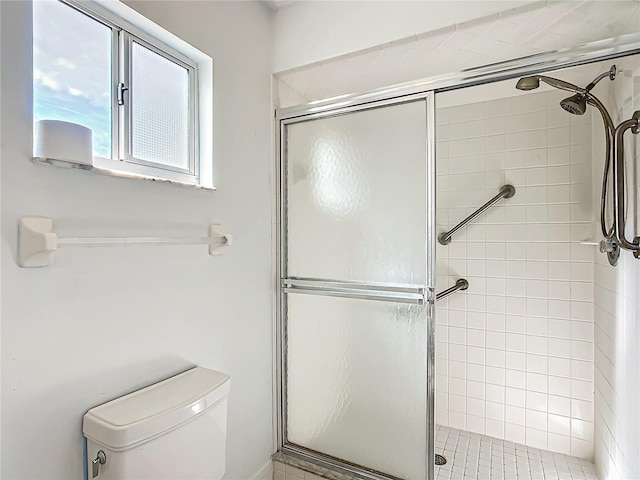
<box><xmin>120</xmin><ymin>32</ymin><xmax>199</xmax><ymax>176</ymax></box>
<box><xmin>36</xmin><ymin>0</ymin><xmax>214</xmax><ymax>189</ymax></box>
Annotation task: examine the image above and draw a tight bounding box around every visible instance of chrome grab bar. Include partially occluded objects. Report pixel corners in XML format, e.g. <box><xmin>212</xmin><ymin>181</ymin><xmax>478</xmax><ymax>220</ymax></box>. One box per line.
<box><xmin>436</xmin><ymin>278</ymin><xmax>469</xmax><ymax>301</ymax></box>
<box><xmin>612</xmin><ymin>110</ymin><xmax>640</xmax><ymax>257</ymax></box>
<box><xmin>438</xmin><ymin>185</ymin><xmax>515</xmax><ymax>245</ymax></box>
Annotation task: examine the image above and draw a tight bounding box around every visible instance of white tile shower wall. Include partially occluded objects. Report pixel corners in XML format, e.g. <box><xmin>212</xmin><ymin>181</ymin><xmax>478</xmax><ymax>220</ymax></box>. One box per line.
<box><xmin>593</xmin><ymin>56</ymin><xmax>640</xmax><ymax>480</ymax></box>
<box><xmin>435</xmin><ymin>89</ymin><xmax>595</xmax><ymax>459</ymax></box>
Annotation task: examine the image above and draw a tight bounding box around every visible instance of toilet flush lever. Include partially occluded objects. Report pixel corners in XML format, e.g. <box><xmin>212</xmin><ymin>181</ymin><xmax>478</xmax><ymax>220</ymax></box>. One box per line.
<box><xmin>92</xmin><ymin>450</ymin><xmax>106</xmax><ymax>478</ymax></box>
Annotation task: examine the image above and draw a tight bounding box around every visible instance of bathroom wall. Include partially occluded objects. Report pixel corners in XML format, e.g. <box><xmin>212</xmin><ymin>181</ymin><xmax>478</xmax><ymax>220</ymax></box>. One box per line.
<box><xmin>0</xmin><ymin>1</ymin><xmax>274</xmax><ymax>479</ymax></box>
<box><xmin>593</xmin><ymin>55</ymin><xmax>640</xmax><ymax>480</ymax></box>
<box><xmin>435</xmin><ymin>87</ymin><xmax>596</xmax><ymax>459</ymax></box>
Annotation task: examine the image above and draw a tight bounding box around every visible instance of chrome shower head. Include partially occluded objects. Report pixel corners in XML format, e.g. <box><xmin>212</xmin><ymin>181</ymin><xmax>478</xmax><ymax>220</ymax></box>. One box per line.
<box><xmin>515</xmin><ymin>75</ymin><xmax>582</xmax><ymax>94</ymax></box>
<box><xmin>560</xmin><ymin>94</ymin><xmax>587</xmax><ymax>115</ymax></box>
<box><xmin>516</xmin><ymin>76</ymin><xmax>540</xmax><ymax>91</ymax></box>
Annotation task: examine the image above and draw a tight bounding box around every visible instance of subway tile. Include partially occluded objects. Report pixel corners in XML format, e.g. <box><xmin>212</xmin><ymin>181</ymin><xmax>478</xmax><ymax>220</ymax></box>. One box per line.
<box><xmin>548</xmin><ymin>394</ymin><xmax>571</xmax><ymax>416</ymax></box>
<box><xmin>526</xmin><ymin>390</ymin><xmax>548</xmax><ymax>412</ymax></box>
<box><xmin>435</xmin><ymin>90</ymin><xmax>597</xmax><ymax>458</ymax></box>
<box><xmin>571</xmin><ymin>341</ymin><xmax>593</xmax><ymax>361</ymax></box>
<box><xmin>450</xmin><ymin>377</ymin><xmax>467</xmax><ymax>395</ymax></box>
<box><xmin>506</xmin><ymin>351</ymin><xmax>526</xmax><ymax>370</ymax></box>
<box><xmin>571</xmin><ymin>419</ymin><xmax>594</xmax><ymax>441</ymax></box>
<box><xmin>526</xmin><ymin>428</ymin><xmax>548</xmax><ymax>450</ymax></box>
<box><xmin>571</xmin><ymin>399</ymin><xmax>593</xmax><ymax>422</ymax></box>
<box><xmin>527</xmin><ymin>354</ymin><xmax>548</xmax><ymax>374</ymax></box>
<box><xmin>485</xmin><ymin>418</ymin><xmax>505</xmax><ymax>439</ymax></box>
<box><xmin>570</xmin><ymin>438</ymin><xmax>593</xmax><ymax>459</ymax></box>
<box><xmin>548</xmin><ymin>413</ymin><xmax>571</xmax><ymax>436</ymax></box>
<box><xmin>548</xmin><ymin>299</ymin><xmax>571</xmax><ymax>319</ymax></box>
<box><xmin>487</xmin><ymin>349</ymin><xmax>506</xmax><ymax>368</ymax></box>
<box><xmin>486</xmin><ymin>400</ymin><xmax>506</xmax><ymax>421</ymax></box>
<box><xmin>548</xmin><ymin>126</ymin><xmax>571</xmax><ymax>147</ymax></box>
<box><xmin>527</xmin><ymin>409</ymin><xmax>548</xmax><ymax>430</ymax></box>
<box><xmin>571</xmin><ymin>360</ymin><xmax>593</xmax><ymax>381</ymax></box>
<box><xmin>549</xmin><ymin>357</ymin><xmax>571</xmax><ymax>378</ymax></box>
<box><xmin>467</xmin><ymin>380</ymin><xmax>486</xmax><ymax>400</ymax></box>
<box><xmin>527</xmin><ymin>372</ymin><xmax>548</xmax><ymax>393</ymax></box>
<box><xmin>505</xmin><ymin>315</ymin><xmax>526</xmax><ymax>334</ymax></box>
<box><xmin>505</xmin><ymin>423</ymin><xmax>527</xmax><ymax>444</ymax></box>
<box><xmin>506</xmin><ymin>369</ymin><xmax>526</xmax><ymax>389</ymax></box>
<box><xmin>571</xmin><ymin>379</ymin><xmax>593</xmax><ymax>401</ymax></box>
<box><xmin>548</xmin><ymin>319</ymin><xmax>571</xmax><ymax>339</ymax></box>
<box><xmin>549</xmin><ymin>376</ymin><xmax>572</xmax><ymax>397</ymax></box>
<box><xmin>486</xmin><ymin>331</ymin><xmax>506</xmax><ymax>350</ymax></box>
<box><xmin>547</xmin><ymin>432</ymin><xmax>572</xmax><ymax>456</ymax></box>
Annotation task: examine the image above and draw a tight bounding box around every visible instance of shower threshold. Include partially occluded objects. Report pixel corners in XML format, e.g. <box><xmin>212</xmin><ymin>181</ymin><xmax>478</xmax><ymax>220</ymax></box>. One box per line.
<box><xmin>435</xmin><ymin>426</ymin><xmax>598</xmax><ymax>480</ymax></box>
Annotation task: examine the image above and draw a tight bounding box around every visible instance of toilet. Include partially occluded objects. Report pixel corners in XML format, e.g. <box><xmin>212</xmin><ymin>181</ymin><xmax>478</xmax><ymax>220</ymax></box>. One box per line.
<box><xmin>83</xmin><ymin>366</ymin><xmax>230</xmax><ymax>480</ymax></box>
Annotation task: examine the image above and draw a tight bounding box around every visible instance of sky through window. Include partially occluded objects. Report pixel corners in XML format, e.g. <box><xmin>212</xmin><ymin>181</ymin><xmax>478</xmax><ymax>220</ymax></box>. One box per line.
<box><xmin>33</xmin><ymin>0</ymin><xmax>112</xmax><ymax>158</ymax></box>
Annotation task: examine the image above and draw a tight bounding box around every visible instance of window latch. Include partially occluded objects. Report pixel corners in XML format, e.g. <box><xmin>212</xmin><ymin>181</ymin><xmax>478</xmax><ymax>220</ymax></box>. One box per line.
<box><xmin>117</xmin><ymin>83</ymin><xmax>129</xmax><ymax>106</ymax></box>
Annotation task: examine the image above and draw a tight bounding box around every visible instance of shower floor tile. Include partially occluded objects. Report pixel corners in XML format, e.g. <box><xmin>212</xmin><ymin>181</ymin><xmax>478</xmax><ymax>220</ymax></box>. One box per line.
<box><xmin>435</xmin><ymin>426</ymin><xmax>598</xmax><ymax>480</ymax></box>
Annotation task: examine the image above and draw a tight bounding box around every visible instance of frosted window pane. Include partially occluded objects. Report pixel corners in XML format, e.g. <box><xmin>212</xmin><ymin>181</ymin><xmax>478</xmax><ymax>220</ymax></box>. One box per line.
<box><xmin>33</xmin><ymin>1</ymin><xmax>112</xmax><ymax>158</ymax></box>
<box><xmin>286</xmin><ymin>294</ymin><xmax>427</xmax><ymax>480</ymax></box>
<box><xmin>131</xmin><ymin>41</ymin><xmax>190</xmax><ymax>171</ymax></box>
<box><xmin>286</xmin><ymin>100</ymin><xmax>427</xmax><ymax>284</ymax></box>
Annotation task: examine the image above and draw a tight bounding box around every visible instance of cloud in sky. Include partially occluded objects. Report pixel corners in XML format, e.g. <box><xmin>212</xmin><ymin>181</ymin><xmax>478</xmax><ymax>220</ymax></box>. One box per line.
<box><xmin>33</xmin><ymin>0</ymin><xmax>112</xmax><ymax>157</ymax></box>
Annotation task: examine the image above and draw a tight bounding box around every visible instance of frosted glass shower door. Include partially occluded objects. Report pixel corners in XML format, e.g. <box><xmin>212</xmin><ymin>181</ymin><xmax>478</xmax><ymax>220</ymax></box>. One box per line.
<box><xmin>281</xmin><ymin>97</ymin><xmax>434</xmax><ymax>480</ymax></box>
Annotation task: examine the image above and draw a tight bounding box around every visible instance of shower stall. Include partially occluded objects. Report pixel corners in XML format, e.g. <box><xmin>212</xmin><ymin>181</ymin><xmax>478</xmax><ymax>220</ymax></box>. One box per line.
<box><xmin>275</xmin><ymin>36</ymin><xmax>640</xmax><ymax>480</ymax></box>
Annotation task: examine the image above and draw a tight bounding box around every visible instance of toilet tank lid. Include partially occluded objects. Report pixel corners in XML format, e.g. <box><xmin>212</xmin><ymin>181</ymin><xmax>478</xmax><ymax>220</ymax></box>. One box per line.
<box><xmin>83</xmin><ymin>367</ymin><xmax>230</xmax><ymax>450</ymax></box>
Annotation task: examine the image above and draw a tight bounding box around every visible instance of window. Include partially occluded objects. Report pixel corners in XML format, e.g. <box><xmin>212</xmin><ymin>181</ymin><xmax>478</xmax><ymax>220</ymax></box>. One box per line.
<box><xmin>33</xmin><ymin>0</ymin><xmax>212</xmax><ymax>188</ymax></box>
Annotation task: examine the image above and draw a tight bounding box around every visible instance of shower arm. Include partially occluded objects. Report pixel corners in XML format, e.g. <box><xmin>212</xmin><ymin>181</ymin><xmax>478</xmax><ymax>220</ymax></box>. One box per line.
<box><xmin>613</xmin><ymin>111</ymin><xmax>640</xmax><ymax>256</ymax></box>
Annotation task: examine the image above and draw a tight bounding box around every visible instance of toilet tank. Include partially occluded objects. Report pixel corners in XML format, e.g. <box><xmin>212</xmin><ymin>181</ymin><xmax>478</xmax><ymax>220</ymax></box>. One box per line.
<box><xmin>83</xmin><ymin>367</ymin><xmax>230</xmax><ymax>480</ymax></box>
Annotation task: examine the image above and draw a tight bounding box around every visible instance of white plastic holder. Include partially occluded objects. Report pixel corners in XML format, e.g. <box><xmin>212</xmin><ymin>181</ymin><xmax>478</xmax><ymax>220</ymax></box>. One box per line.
<box><xmin>18</xmin><ymin>217</ymin><xmax>233</xmax><ymax>267</ymax></box>
<box><xmin>18</xmin><ymin>217</ymin><xmax>58</xmax><ymax>267</ymax></box>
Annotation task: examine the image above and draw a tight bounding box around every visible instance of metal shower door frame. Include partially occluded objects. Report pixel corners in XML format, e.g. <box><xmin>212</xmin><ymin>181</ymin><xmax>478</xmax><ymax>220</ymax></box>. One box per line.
<box><xmin>275</xmin><ymin>91</ymin><xmax>437</xmax><ymax>480</ymax></box>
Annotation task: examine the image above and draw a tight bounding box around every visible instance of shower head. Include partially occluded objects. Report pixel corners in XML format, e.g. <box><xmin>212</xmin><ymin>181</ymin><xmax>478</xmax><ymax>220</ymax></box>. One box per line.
<box><xmin>515</xmin><ymin>76</ymin><xmax>541</xmax><ymax>91</ymax></box>
<box><xmin>515</xmin><ymin>75</ymin><xmax>583</xmax><ymax>94</ymax></box>
<box><xmin>560</xmin><ymin>94</ymin><xmax>587</xmax><ymax>115</ymax></box>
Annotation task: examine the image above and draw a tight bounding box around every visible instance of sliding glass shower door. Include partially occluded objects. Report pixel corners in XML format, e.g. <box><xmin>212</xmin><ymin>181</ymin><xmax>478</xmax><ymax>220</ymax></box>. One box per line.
<box><xmin>278</xmin><ymin>94</ymin><xmax>435</xmax><ymax>480</ymax></box>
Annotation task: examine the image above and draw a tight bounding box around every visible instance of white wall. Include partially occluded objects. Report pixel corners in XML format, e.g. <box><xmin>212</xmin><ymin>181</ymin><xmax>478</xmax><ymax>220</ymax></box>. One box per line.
<box><xmin>0</xmin><ymin>1</ymin><xmax>274</xmax><ymax>479</ymax></box>
<box><xmin>435</xmin><ymin>87</ymin><xmax>596</xmax><ymax>458</ymax></box>
<box><xmin>272</xmin><ymin>0</ymin><xmax>534</xmax><ymax>72</ymax></box>
<box><xmin>593</xmin><ymin>54</ymin><xmax>640</xmax><ymax>480</ymax></box>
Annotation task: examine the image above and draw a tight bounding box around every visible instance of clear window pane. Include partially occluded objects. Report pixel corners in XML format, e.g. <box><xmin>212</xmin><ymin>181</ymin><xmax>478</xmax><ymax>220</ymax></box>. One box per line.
<box><xmin>33</xmin><ymin>0</ymin><xmax>113</xmax><ymax>158</ymax></box>
<box><xmin>130</xmin><ymin>40</ymin><xmax>191</xmax><ymax>172</ymax></box>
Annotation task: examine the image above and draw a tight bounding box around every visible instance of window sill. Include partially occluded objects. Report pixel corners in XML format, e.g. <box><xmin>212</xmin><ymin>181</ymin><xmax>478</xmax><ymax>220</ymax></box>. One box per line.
<box><xmin>33</xmin><ymin>157</ymin><xmax>216</xmax><ymax>191</ymax></box>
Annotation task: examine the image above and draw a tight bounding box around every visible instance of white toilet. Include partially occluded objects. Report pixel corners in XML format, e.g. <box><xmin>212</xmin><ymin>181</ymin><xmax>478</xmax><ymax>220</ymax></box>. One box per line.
<box><xmin>83</xmin><ymin>366</ymin><xmax>230</xmax><ymax>480</ymax></box>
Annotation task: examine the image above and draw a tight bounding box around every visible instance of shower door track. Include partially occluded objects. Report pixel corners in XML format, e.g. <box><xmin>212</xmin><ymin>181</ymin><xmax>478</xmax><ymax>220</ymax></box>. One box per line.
<box><xmin>275</xmin><ymin>32</ymin><xmax>640</xmax><ymax>480</ymax></box>
<box><xmin>276</xmin><ymin>34</ymin><xmax>640</xmax><ymax>121</ymax></box>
